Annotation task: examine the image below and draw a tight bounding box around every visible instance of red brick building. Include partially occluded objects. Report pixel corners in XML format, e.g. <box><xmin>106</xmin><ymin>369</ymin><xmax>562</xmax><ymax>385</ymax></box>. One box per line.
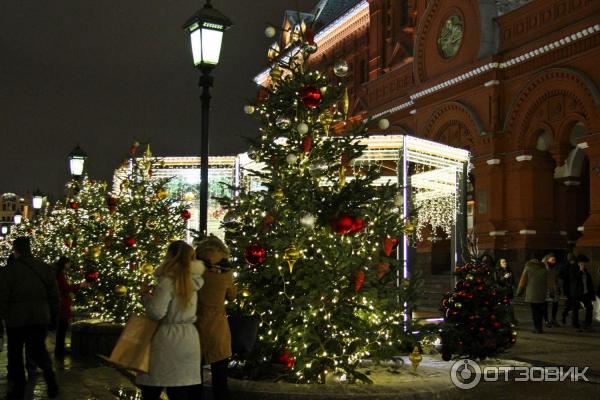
<box><xmin>260</xmin><ymin>0</ymin><xmax>600</xmax><ymax>281</ymax></box>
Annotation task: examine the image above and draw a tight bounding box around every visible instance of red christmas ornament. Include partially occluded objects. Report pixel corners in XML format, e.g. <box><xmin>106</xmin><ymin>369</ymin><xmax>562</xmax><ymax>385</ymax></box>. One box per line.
<box><xmin>350</xmin><ymin>217</ymin><xmax>366</xmax><ymax>233</ymax></box>
<box><xmin>123</xmin><ymin>237</ymin><xmax>136</xmax><ymax>247</ymax></box>
<box><xmin>277</xmin><ymin>350</ymin><xmax>296</xmax><ymax>370</ymax></box>
<box><xmin>256</xmin><ymin>87</ymin><xmax>269</xmax><ymax>103</ymax></box>
<box><xmin>354</xmin><ymin>270</ymin><xmax>365</xmax><ymax>293</ymax></box>
<box><xmin>331</xmin><ymin>214</ymin><xmax>353</xmax><ymax>234</ymax></box>
<box><xmin>300</xmin><ymin>85</ymin><xmax>321</xmax><ymax>108</ymax></box>
<box><xmin>181</xmin><ymin>210</ymin><xmax>192</xmax><ymax>220</ymax></box>
<box><xmin>492</xmin><ymin>321</ymin><xmax>502</xmax><ymax>329</ymax></box>
<box><xmin>376</xmin><ymin>262</ymin><xmax>390</xmax><ymax>279</ymax></box>
<box><xmin>479</xmin><ymin>327</ymin><xmax>486</xmax><ymax>333</ymax></box>
<box><xmin>85</xmin><ymin>271</ymin><xmax>99</xmax><ymax>283</ymax></box>
<box><xmin>244</xmin><ymin>243</ymin><xmax>267</xmax><ymax>266</ymax></box>
<box><xmin>302</xmin><ymin>136</ymin><xmax>313</xmax><ymax>154</ymax></box>
<box><xmin>383</xmin><ymin>237</ymin><xmax>399</xmax><ymax>256</ymax></box>
<box><xmin>68</xmin><ymin>201</ymin><xmax>79</xmax><ymax>210</ymax></box>
<box><xmin>305</xmin><ymin>28</ymin><xmax>315</xmax><ymax>45</ymax></box>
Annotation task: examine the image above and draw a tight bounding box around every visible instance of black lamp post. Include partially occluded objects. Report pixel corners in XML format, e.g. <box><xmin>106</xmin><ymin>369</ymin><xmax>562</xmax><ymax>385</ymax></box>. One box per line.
<box><xmin>183</xmin><ymin>0</ymin><xmax>232</xmax><ymax>236</ymax></box>
<box><xmin>68</xmin><ymin>144</ymin><xmax>88</xmax><ymax>178</ymax></box>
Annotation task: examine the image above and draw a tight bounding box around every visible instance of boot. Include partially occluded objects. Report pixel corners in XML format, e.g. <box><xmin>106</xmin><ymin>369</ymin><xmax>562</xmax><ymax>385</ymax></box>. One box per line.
<box><xmin>44</xmin><ymin>370</ymin><xmax>59</xmax><ymax>399</ymax></box>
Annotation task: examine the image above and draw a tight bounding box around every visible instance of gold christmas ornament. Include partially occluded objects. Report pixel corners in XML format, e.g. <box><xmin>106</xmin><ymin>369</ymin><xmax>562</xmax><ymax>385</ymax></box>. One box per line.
<box><xmin>342</xmin><ymin>87</ymin><xmax>349</xmax><ymax>117</ymax></box>
<box><xmin>267</xmin><ymin>43</ymin><xmax>280</xmax><ymax>62</ymax></box>
<box><xmin>141</xmin><ymin>263</ymin><xmax>154</xmax><ymax>274</ymax></box>
<box><xmin>274</xmin><ymin>188</ymin><xmax>285</xmax><ymax>202</ymax></box>
<box><xmin>403</xmin><ymin>221</ymin><xmax>415</xmax><ymax>234</ymax></box>
<box><xmin>319</xmin><ymin>110</ymin><xmax>334</xmax><ymax>135</ymax></box>
<box><xmin>183</xmin><ymin>191</ymin><xmax>195</xmax><ymax>201</ymax></box>
<box><xmin>283</xmin><ymin>245</ymin><xmax>302</xmax><ymax>273</ymax></box>
<box><xmin>409</xmin><ymin>346</ymin><xmax>422</xmax><ymax>372</ymax></box>
<box><xmin>156</xmin><ymin>188</ymin><xmax>168</xmax><ymax>200</ymax></box>
<box><xmin>91</xmin><ymin>245</ymin><xmax>102</xmax><ymax>258</ymax></box>
<box><xmin>97</xmin><ymin>292</ymin><xmax>105</xmax><ymax>302</ymax></box>
<box><xmin>146</xmin><ymin>219</ymin><xmax>159</xmax><ymax>230</ymax></box>
<box><xmin>114</xmin><ymin>285</ymin><xmax>128</xmax><ymax>297</ymax></box>
<box><xmin>270</xmin><ymin>66</ymin><xmax>283</xmax><ymax>84</ymax></box>
<box><xmin>115</xmin><ymin>256</ymin><xmax>125</xmax><ymax>266</ymax></box>
<box><xmin>241</xmin><ymin>289</ymin><xmax>251</xmax><ymax>297</ymax></box>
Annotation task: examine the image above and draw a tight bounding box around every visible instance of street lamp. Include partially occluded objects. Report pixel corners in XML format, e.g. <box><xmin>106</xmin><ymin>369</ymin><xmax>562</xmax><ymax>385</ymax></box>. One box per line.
<box><xmin>68</xmin><ymin>144</ymin><xmax>88</xmax><ymax>178</ymax></box>
<box><xmin>1</xmin><ymin>225</ymin><xmax>8</xmax><ymax>236</ymax></box>
<box><xmin>32</xmin><ymin>189</ymin><xmax>44</xmax><ymax>210</ymax></box>
<box><xmin>13</xmin><ymin>210</ymin><xmax>22</xmax><ymax>225</ymax></box>
<box><xmin>184</xmin><ymin>0</ymin><xmax>232</xmax><ymax>236</ymax></box>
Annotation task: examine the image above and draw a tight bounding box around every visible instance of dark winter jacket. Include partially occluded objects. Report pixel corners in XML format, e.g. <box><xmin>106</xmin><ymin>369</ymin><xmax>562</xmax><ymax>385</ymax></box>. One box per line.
<box><xmin>495</xmin><ymin>266</ymin><xmax>516</xmax><ymax>299</ymax></box>
<box><xmin>569</xmin><ymin>267</ymin><xmax>595</xmax><ymax>301</ymax></box>
<box><xmin>558</xmin><ymin>262</ymin><xmax>574</xmax><ymax>297</ymax></box>
<box><xmin>0</xmin><ymin>255</ymin><xmax>59</xmax><ymax>328</ymax></box>
<box><xmin>516</xmin><ymin>259</ymin><xmax>547</xmax><ymax>303</ymax></box>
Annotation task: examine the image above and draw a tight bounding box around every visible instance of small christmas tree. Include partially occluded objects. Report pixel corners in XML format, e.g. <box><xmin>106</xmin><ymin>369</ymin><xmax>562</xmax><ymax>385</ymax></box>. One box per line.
<box><xmin>1</xmin><ymin>143</ymin><xmax>190</xmax><ymax>323</ymax></box>
<box><xmin>439</xmin><ymin>262</ymin><xmax>516</xmax><ymax>360</ymax></box>
<box><xmin>221</xmin><ymin>24</ymin><xmax>419</xmax><ymax>383</ymax></box>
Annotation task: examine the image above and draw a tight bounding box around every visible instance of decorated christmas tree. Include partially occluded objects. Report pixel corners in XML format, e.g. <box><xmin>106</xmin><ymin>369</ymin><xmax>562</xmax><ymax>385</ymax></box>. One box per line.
<box><xmin>221</xmin><ymin>24</ymin><xmax>419</xmax><ymax>383</ymax></box>
<box><xmin>1</xmin><ymin>144</ymin><xmax>190</xmax><ymax>323</ymax></box>
<box><xmin>439</xmin><ymin>261</ymin><xmax>516</xmax><ymax>360</ymax></box>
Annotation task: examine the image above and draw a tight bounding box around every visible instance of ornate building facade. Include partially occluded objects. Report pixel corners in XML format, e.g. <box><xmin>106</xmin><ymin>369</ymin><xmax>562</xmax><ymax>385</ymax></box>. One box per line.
<box><xmin>259</xmin><ymin>0</ymin><xmax>600</xmax><ymax>281</ymax></box>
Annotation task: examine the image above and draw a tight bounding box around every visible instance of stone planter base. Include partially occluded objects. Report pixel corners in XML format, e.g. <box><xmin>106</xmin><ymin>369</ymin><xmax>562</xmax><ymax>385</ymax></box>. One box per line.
<box><xmin>71</xmin><ymin>320</ymin><xmax>124</xmax><ymax>357</ymax></box>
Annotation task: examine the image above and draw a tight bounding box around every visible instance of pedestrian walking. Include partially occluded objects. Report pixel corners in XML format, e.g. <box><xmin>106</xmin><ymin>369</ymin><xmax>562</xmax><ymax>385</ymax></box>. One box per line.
<box><xmin>569</xmin><ymin>254</ymin><xmax>594</xmax><ymax>332</ymax></box>
<box><xmin>516</xmin><ymin>258</ymin><xmax>548</xmax><ymax>333</ymax></box>
<box><xmin>0</xmin><ymin>237</ymin><xmax>60</xmax><ymax>399</ymax></box>
<box><xmin>543</xmin><ymin>253</ymin><xmax>561</xmax><ymax>327</ymax></box>
<box><xmin>495</xmin><ymin>258</ymin><xmax>517</xmax><ymax>323</ymax></box>
<box><xmin>194</xmin><ymin>235</ymin><xmax>237</xmax><ymax>400</ymax></box>
<box><xmin>559</xmin><ymin>253</ymin><xmax>577</xmax><ymax>324</ymax></box>
<box><xmin>136</xmin><ymin>240</ymin><xmax>206</xmax><ymax>400</ymax></box>
<box><xmin>54</xmin><ymin>256</ymin><xmax>90</xmax><ymax>359</ymax></box>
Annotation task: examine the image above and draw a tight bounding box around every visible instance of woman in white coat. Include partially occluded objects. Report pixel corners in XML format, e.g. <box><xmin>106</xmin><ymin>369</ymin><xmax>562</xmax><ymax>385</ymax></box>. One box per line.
<box><xmin>136</xmin><ymin>240</ymin><xmax>206</xmax><ymax>400</ymax></box>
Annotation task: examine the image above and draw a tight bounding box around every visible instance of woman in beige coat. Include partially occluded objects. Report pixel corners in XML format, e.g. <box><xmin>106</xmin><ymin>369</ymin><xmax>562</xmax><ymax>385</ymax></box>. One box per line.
<box><xmin>195</xmin><ymin>236</ymin><xmax>237</xmax><ymax>400</ymax></box>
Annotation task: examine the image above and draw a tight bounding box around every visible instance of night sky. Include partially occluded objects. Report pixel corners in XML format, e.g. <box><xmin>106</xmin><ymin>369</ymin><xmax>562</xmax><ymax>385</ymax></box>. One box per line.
<box><xmin>0</xmin><ymin>0</ymin><xmax>317</xmax><ymax>196</ymax></box>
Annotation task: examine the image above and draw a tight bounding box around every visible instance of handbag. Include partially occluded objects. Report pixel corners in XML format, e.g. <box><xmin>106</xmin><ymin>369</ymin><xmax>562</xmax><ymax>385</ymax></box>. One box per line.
<box><xmin>108</xmin><ymin>315</ymin><xmax>159</xmax><ymax>373</ymax></box>
<box><xmin>228</xmin><ymin>315</ymin><xmax>259</xmax><ymax>355</ymax></box>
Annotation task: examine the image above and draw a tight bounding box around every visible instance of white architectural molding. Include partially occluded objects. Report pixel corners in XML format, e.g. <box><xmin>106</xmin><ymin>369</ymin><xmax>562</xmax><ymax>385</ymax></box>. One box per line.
<box><xmin>519</xmin><ymin>229</ymin><xmax>537</xmax><ymax>235</ymax></box>
<box><xmin>564</xmin><ymin>180</ymin><xmax>581</xmax><ymax>186</ymax></box>
<box><xmin>409</xmin><ymin>109</ymin><xmax>417</xmax><ymax>115</ymax></box>
<box><xmin>515</xmin><ymin>155</ymin><xmax>533</xmax><ymax>162</ymax></box>
<box><xmin>577</xmin><ymin>226</ymin><xmax>585</xmax><ymax>232</ymax></box>
<box><xmin>486</xmin><ymin>158</ymin><xmax>501</xmax><ymax>165</ymax></box>
<box><xmin>489</xmin><ymin>230</ymin><xmax>507</xmax><ymax>236</ymax></box>
<box><xmin>484</xmin><ymin>80</ymin><xmax>500</xmax><ymax>87</ymax></box>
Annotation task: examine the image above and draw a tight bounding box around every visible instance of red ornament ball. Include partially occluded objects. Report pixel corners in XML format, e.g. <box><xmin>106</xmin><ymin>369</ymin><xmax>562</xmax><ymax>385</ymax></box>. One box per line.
<box><xmin>302</xmin><ymin>136</ymin><xmax>313</xmax><ymax>154</ymax></box>
<box><xmin>493</xmin><ymin>321</ymin><xmax>502</xmax><ymax>329</ymax></box>
<box><xmin>123</xmin><ymin>237</ymin><xmax>136</xmax><ymax>247</ymax></box>
<box><xmin>300</xmin><ymin>85</ymin><xmax>321</xmax><ymax>108</ymax></box>
<box><xmin>350</xmin><ymin>218</ymin><xmax>366</xmax><ymax>233</ymax></box>
<box><xmin>85</xmin><ymin>271</ymin><xmax>100</xmax><ymax>283</ymax></box>
<box><xmin>331</xmin><ymin>214</ymin><xmax>354</xmax><ymax>234</ymax></box>
<box><xmin>181</xmin><ymin>210</ymin><xmax>192</xmax><ymax>220</ymax></box>
<box><xmin>68</xmin><ymin>201</ymin><xmax>79</xmax><ymax>210</ymax></box>
<box><xmin>244</xmin><ymin>243</ymin><xmax>267</xmax><ymax>266</ymax></box>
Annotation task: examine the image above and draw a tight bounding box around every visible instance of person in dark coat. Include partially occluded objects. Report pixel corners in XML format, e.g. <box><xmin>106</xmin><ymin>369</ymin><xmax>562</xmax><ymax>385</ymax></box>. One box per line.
<box><xmin>543</xmin><ymin>253</ymin><xmax>561</xmax><ymax>327</ymax></box>
<box><xmin>558</xmin><ymin>253</ymin><xmax>577</xmax><ymax>324</ymax></box>
<box><xmin>54</xmin><ymin>256</ymin><xmax>89</xmax><ymax>359</ymax></box>
<box><xmin>569</xmin><ymin>254</ymin><xmax>594</xmax><ymax>332</ymax></box>
<box><xmin>495</xmin><ymin>258</ymin><xmax>517</xmax><ymax>323</ymax></box>
<box><xmin>0</xmin><ymin>237</ymin><xmax>60</xmax><ymax>399</ymax></box>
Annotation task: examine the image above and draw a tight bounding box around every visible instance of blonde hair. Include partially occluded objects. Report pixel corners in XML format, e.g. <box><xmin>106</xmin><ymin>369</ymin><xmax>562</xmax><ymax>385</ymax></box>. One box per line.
<box><xmin>195</xmin><ymin>235</ymin><xmax>230</xmax><ymax>262</ymax></box>
<box><xmin>158</xmin><ymin>240</ymin><xmax>195</xmax><ymax>307</ymax></box>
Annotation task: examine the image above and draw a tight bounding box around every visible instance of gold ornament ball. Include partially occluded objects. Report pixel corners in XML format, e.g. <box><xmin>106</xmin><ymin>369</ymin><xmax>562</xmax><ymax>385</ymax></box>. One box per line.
<box><xmin>114</xmin><ymin>285</ymin><xmax>128</xmax><ymax>297</ymax></box>
<box><xmin>378</xmin><ymin>118</ymin><xmax>390</xmax><ymax>130</ymax></box>
<box><xmin>403</xmin><ymin>221</ymin><xmax>415</xmax><ymax>233</ymax></box>
<box><xmin>241</xmin><ymin>289</ymin><xmax>251</xmax><ymax>298</ymax></box>
<box><xmin>333</xmin><ymin>59</ymin><xmax>349</xmax><ymax>77</ymax></box>
<box><xmin>156</xmin><ymin>188</ymin><xmax>169</xmax><ymax>200</ymax></box>
<box><xmin>91</xmin><ymin>245</ymin><xmax>102</xmax><ymax>258</ymax></box>
<box><xmin>141</xmin><ymin>263</ymin><xmax>154</xmax><ymax>274</ymax></box>
<box><xmin>274</xmin><ymin>188</ymin><xmax>285</xmax><ymax>201</ymax></box>
<box><xmin>243</xmin><ymin>105</ymin><xmax>255</xmax><ymax>115</ymax></box>
<box><xmin>97</xmin><ymin>292</ymin><xmax>105</xmax><ymax>302</ymax></box>
<box><xmin>265</xmin><ymin>26</ymin><xmax>276</xmax><ymax>38</ymax></box>
<box><xmin>401</xmin><ymin>279</ymin><xmax>410</xmax><ymax>289</ymax></box>
<box><xmin>466</xmin><ymin>274</ymin><xmax>474</xmax><ymax>281</ymax></box>
<box><xmin>115</xmin><ymin>256</ymin><xmax>125</xmax><ymax>266</ymax></box>
<box><xmin>183</xmin><ymin>191</ymin><xmax>195</xmax><ymax>201</ymax></box>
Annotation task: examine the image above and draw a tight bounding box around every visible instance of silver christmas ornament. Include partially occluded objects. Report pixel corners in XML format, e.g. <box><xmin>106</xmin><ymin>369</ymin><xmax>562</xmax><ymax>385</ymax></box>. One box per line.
<box><xmin>286</xmin><ymin>154</ymin><xmax>298</xmax><ymax>165</ymax></box>
<box><xmin>265</xmin><ymin>26</ymin><xmax>276</xmax><ymax>38</ymax></box>
<box><xmin>300</xmin><ymin>213</ymin><xmax>315</xmax><ymax>228</ymax></box>
<box><xmin>276</xmin><ymin>115</ymin><xmax>292</xmax><ymax>130</ymax></box>
<box><xmin>296</xmin><ymin>122</ymin><xmax>309</xmax><ymax>135</ymax></box>
<box><xmin>333</xmin><ymin>59</ymin><xmax>349</xmax><ymax>77</ymax></box>
<box><xmin>378</xmin><ymin>118</ymin><xmax>390</xmax><ymax>130</ymax></box>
